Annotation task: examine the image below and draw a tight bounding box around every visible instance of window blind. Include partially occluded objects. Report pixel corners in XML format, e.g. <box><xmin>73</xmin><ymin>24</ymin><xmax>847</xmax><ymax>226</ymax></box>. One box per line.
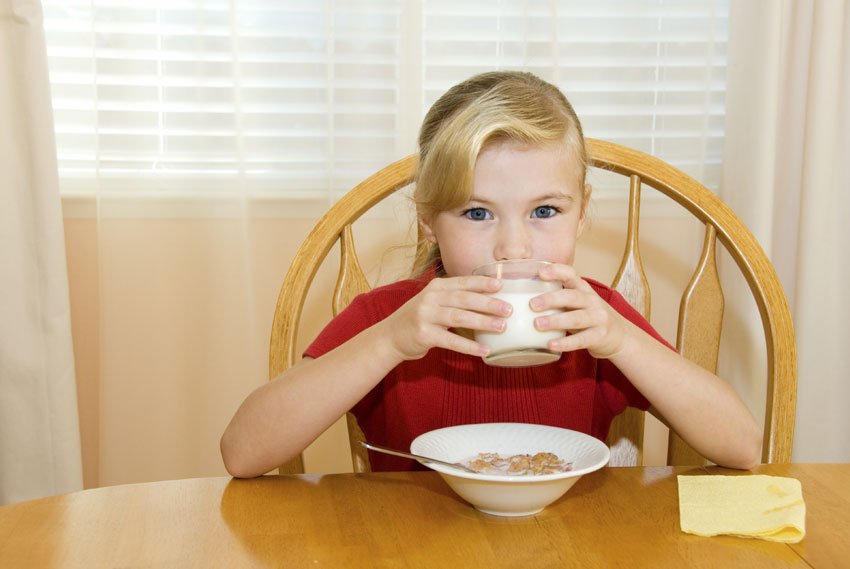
<box><xmin>42</xmin><ymin>0</ymin><xmax>728</xmax><ymax>198</ymax></box>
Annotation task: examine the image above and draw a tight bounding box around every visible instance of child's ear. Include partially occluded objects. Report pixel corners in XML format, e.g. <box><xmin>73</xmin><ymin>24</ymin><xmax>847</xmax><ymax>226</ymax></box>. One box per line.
<box><xmin>578</xmin><ymin>183</ymin><xmax>592</xmax><ymax>236</ymax></box>
<box><xmin>418</xmin><ymin>212</ymin><xmax>438</xmax><ymax>244</ymax></box>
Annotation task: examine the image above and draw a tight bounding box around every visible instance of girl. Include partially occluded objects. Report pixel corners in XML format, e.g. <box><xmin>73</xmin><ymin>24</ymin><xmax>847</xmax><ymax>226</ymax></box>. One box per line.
<box><xmin>220</xmin><ymin>71</ymin><xmax>762</xmax><ymax>477</ymax></box>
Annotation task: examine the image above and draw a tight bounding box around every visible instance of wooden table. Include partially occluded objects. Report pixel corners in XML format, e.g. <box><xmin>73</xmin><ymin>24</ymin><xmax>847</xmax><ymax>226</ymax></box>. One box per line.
<box><xmin>0</xmin><ymin>464</ymin><xmax>846</xmax><ymax>568</ymax></box>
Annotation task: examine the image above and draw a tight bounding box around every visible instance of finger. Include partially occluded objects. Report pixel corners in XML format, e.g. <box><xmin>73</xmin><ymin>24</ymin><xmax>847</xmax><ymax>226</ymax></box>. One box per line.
<box><xmin>444</xmin><ymin>290</ymin><xmax>512</xmax><ymax>317</ymax></box>
<box><xmin>538</xmin><ymin>262</ymin><xmax>583</xmax><ymax>288</ymax></box>
<box><xmin>431</xmin><ymin>275</ymin><xmax>503</xmax><ymax>294</ymax></box>
<box><xmin>547</xmin><ymin>330</ymin><xmax>593</xmax><ymax>353</ymax></box>
<box><xmin>438</xmin><ymin>306</ymin><xmax>508</xmax><ymax>333</ymax></box>
<box><xmin>423</xmin><ymin>279</ymin><xmax>511</xmax><ymax>316</ymax></box>
<box><xmin>438</xmin><ymin>329</ymin><xmax>491</xmax><ymax>358</ymax></box>
<box><xmin>529</xmin><ymin>286</ymin><xmax>591</xmax><ymax>313</ymax></box>
<box><xmin>535</xmin><ymin>304</ymin><xmax>606</xmax><ymax>333</ymax></box>
<box><xmin>548</xmin><ymin>328</ymin><xmax>619</xmax><ymax>359</ymax></box>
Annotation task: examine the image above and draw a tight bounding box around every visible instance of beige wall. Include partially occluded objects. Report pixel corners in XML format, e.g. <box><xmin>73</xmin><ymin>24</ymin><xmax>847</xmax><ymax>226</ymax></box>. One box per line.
<box><xmin>64</xmin><ymin>193</ymin><xmax>718</xmax><ymax>489</ymax></box>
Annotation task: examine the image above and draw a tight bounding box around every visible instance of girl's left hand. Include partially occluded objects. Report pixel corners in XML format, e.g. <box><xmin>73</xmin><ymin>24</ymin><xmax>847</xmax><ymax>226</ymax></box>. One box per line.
<box><xmin>530</xmin><ymin>262</ymin><xmax>628</xmax><ymax>359</ymax></box>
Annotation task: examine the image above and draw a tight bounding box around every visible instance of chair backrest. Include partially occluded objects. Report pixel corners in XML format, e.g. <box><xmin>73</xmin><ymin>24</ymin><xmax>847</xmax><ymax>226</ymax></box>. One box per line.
<box><xmin>269</xmin><ymin>139</ymin><xmax>797</xmax><ymax>474</ymax></box>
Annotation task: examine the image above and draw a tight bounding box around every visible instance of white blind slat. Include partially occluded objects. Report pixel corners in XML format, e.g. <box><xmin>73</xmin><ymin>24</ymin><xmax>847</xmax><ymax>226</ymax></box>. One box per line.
<box><xmin>42</xmin><ymin>0</ymin><xmax>728</xmax><ymax>197</ymax></box>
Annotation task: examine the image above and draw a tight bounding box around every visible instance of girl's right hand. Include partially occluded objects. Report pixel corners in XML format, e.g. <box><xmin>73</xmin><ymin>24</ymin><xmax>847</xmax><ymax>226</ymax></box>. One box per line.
<box><xmin>380</xmin><ymin>275</ymin><xmax>512</xmax><ymax>361</ymax></box>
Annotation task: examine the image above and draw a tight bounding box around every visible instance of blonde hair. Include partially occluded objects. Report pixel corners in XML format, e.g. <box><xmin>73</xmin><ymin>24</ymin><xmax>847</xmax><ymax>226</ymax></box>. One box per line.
<box><xmin>412</xmin><ymin>71</ymin><xmax>589</xmax><ymax>277</ymax></box>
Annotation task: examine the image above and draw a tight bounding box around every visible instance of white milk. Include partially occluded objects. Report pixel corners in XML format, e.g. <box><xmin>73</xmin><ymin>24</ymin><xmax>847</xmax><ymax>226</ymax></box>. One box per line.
<box><xmin>474</xmin><ymin>279</ymin><xmax>565</xmax><ymax>357</ymax></box>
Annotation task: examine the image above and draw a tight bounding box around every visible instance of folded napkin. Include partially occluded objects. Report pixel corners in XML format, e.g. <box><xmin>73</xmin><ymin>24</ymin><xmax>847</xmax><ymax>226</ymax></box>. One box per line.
<box><xmin>677</xmin><ymin>474</ymin><xmax>806</xmax><ymax>543</ymax></box>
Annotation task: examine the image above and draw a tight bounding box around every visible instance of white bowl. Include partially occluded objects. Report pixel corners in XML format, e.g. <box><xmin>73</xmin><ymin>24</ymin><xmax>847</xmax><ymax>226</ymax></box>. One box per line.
<box><xmin>410</xmin><ymin>423</ymin><xmax>610</xmax><ymax>516</ymax></box>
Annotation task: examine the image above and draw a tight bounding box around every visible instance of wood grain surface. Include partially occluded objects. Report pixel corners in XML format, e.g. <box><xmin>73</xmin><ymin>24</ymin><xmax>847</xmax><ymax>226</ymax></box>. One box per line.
<box><xmin>1</xmin><ymin>463</ymin><xmax>845</xmax><ymax>568</ymax></box>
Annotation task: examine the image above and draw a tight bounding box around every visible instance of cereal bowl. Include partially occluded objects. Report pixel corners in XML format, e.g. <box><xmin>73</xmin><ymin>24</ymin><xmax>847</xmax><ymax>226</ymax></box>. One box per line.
<box><xmin>410</xmin><ymin>423</ymin><xmax>609</xmax><ymax>516</ymax></box>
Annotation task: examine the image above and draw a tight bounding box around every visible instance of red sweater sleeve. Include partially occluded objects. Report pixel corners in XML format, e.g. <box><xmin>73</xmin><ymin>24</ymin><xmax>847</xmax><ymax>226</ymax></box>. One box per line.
<box><xmin>303</xmin><ymin>278</ymin><xmax>425</xmax><ymax>360</ymax></box>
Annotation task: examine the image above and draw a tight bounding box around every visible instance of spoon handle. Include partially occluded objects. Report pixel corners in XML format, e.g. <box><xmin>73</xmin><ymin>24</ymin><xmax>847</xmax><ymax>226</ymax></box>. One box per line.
<box><xmin>358</xmin><ymin>441</ymin><xmax>476</xmax><ymax>473</ymax></box>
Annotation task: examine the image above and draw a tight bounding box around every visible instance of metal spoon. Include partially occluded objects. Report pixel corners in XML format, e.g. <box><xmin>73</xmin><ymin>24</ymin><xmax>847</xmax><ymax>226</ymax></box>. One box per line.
<box><xmin>358</xmin><ymin>441</ymin><xmax>477</xmax><ymax>473</ymax></box>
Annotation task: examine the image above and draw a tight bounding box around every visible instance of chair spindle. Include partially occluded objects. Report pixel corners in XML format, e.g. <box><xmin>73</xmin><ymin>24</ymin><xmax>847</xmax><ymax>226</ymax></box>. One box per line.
<box><xmin>667</xmin><ymin>224</ymin><xmax>724</xmax><ymax>465</ymax></box>
<box><xmin>607</xmin><ymin>175</ymin><xmax>650</xmax><ymax>466</ymax></box>
<box><xmin>333</xmin><ymin>224</ymin><xmax>371</xmax><ymax>316</ymax></box>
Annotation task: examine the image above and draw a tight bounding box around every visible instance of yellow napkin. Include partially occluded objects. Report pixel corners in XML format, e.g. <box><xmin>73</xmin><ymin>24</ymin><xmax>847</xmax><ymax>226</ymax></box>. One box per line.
<box><xmin>677</xmin><ymin>475</ymin><xmax>806</xmax><ymax>543</ymax></box>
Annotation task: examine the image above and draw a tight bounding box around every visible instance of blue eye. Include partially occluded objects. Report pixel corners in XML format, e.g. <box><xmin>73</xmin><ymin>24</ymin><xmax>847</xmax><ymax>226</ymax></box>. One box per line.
<box><xmin>463</xmin><ymin>207</ymin><xmax>492</xmax><ymax>221</ymax></box>
<box><xmin>532</xmin><ymin>205</ymin><xmax>559</xmax><ymax>218</ymax></box>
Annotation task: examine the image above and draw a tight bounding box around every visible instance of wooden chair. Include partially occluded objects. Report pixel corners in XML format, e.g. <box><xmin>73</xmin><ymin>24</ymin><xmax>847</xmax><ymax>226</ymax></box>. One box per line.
<box><xmin>269</xmin><ymin>139</ymin><xmax>797</xmax><ymax>474</ymax></box>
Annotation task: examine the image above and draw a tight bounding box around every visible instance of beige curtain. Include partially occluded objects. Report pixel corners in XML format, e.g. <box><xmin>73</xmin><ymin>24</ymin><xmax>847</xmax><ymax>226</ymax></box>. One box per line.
<box><xmin>0</xmin><ymin>0</ymin><xmax>82</xmax><ymax>504</ymax></box>
<box><xmin>723</xmin><ymin>0</ymin><xmax>850</xmax><ymax>462</ymax></box>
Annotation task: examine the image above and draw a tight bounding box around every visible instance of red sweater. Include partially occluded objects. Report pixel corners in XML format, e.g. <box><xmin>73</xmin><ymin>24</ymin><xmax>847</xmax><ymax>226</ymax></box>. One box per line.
<box><xmin>304</xmin><ymin>275</ymin><xmax>672</xmax><ymax>471</ymax></box>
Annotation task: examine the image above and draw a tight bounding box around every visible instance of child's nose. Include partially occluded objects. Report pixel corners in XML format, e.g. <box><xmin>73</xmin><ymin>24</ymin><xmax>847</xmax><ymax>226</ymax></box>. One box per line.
<box><xmin>494</xmin><ymin>224</ymin><xmax>532</xmax><ymax>260</ymax></box>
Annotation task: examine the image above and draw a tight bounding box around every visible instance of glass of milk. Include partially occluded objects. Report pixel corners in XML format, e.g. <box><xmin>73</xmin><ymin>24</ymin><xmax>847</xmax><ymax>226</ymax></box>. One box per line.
<box><xmin>472</xmin><ymin>260</ymin><xmax>565</xmax><ymax>367</ymax></box>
